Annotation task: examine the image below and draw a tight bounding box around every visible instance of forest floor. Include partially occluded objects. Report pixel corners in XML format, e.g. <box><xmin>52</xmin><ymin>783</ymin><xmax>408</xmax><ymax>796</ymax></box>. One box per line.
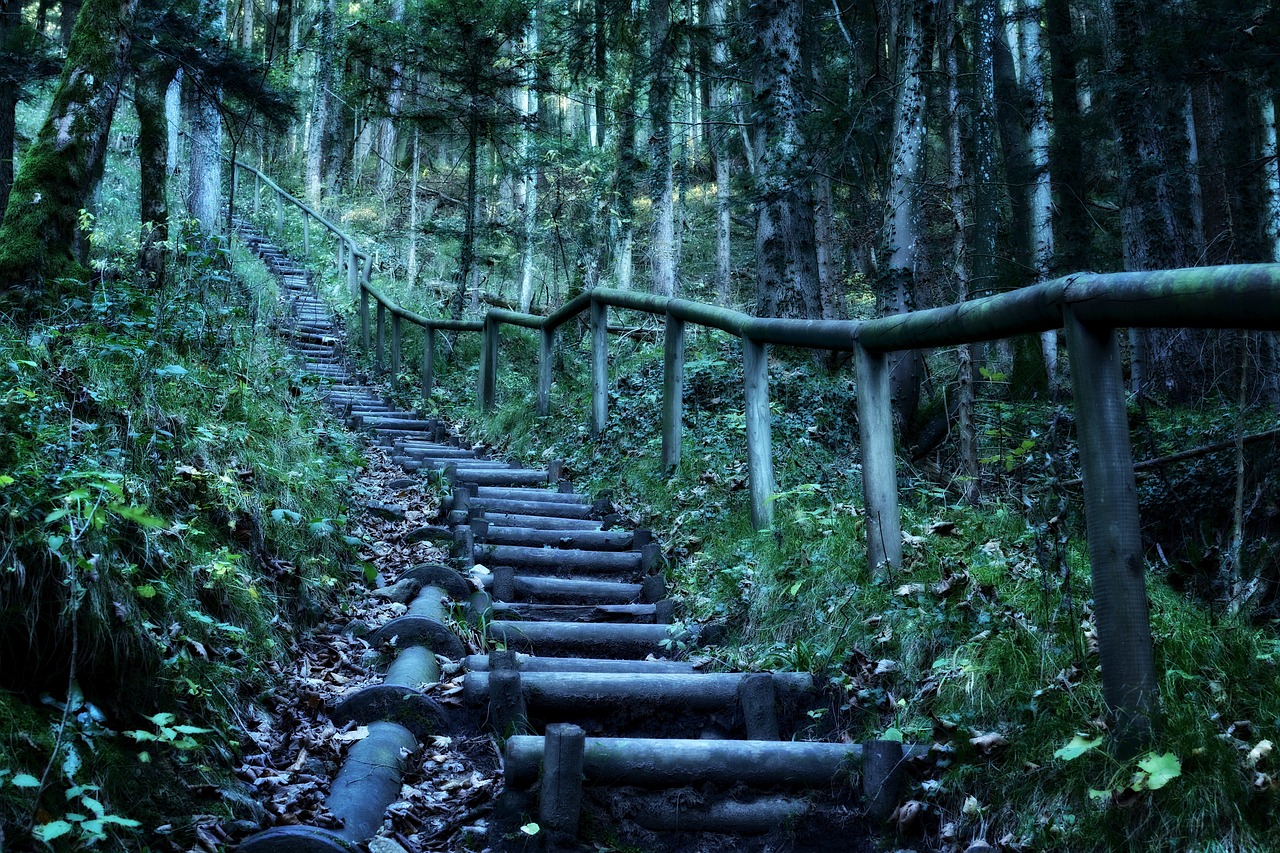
<box><xmin>216</xmin><ymin>445</ymin><xmax>500</xmax><ymax>853</ymax></box>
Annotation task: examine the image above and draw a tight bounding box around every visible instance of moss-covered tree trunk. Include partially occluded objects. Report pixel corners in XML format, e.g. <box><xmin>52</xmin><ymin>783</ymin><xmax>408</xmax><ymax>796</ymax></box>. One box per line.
<box><xmin>0</xmin><ymin>0</ymin><xmax>136</xmax><ymax>300</ymax></box>
<box><xmin>135</xmin><ymin>64</ymin><xmax>174</xmax><ymax>285</ymax></box>
<box><xmin>0</xmin><ymin>0</ymin><xmax>20</xmax><ymax>225</ymax></box>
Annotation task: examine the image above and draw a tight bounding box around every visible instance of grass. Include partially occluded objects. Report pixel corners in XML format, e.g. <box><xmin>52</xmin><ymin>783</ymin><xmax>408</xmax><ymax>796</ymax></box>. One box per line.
<box><xmin>0</xmin><ymin>123</ymin><xmax>366</xmax><ymax>845</ymax></box>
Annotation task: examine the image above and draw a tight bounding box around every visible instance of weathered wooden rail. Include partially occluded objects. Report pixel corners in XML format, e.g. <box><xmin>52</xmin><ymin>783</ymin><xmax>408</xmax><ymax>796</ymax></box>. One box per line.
<box><xmin>230</xmin><ymin>159</ymin><xmax>1280</xmax><ymax>749</ymax></box>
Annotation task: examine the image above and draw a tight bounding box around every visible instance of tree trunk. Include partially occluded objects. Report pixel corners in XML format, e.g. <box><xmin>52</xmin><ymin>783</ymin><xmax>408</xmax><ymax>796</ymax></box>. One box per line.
<box><xmin>878</xmin><ymin>0</ymin><xmax>931</xmax><ymax>425</ymax></box>
<box><xmin>377</xmin><ymin>0</ymin><xmax>404</xmax><ymax>199</ymax></box>
<box><xmin>136</xmin><ymin>64</ymin><xmax>173</xmax><ymax>285</ymax></box>
<box><xmin>971</xmin><ymin>0</ymin><xmax>1000</xmax><ymax>295</ymax></box>
<box><xmin>0</xmin><ymin>0</ymin><xmax>137</xmax><ymax>294</ymax></box>
<box><xmin>1043</xmin><ymin>0</ymin><xmax>1089</xmax><ymax>274</ymax></box>
<box><xmin>519</xmin><ymin>4</ymin><xmax>540</xmax><ymax>311</ymax></box>
<box><xmin>1019</xmin><ymin>0</ymin><xmax>1056</xmax><ymax>392</ymax></box>
<box><xmin>707</xmin><ymin>0</ymin><xmax>731</xmax><ymax>305</ymax></box>
<box><xmin>165</xmin><ymin>69</ymin><xmax>181</xmax><ymax>175</ymax></box>
<box><xmin>649</xmin><ymin>0</ymin><xmax>676</xmax><ymax>296</ymax></box>
<box><xmin>751</xmin><ymin>0</ymin><xmax>821</xmax><ymax>319</ymax></box>
<box><xmin>455</xmin><ymin>105</ymin><xmax>480</xmax><ymax>316</ymax></box>
<box><xmin>945</xmin><ymin>0</ymin><xmax>979</xmax><ymax>504</ymax></box>
<box><xmin>306</xmin><ymin>0</ymin><xmax>336</xmax><ymax>204</ymax></box>
<box><xmin>0</xmin><ymin>0</ymin><xmax>19</xmax><ymax>226</ymax></box>
<box><xmin>187</xmin><ymin>0</ymin><xmax>225</xmax><ymax>234</ymax></box>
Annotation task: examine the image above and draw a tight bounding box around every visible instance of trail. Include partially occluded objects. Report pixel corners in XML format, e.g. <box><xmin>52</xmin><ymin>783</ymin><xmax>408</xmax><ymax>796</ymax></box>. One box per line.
<box><xmin>227</xmin><ymin>219</ymin><xmax>902</xmax><ymax>852</ymax></box>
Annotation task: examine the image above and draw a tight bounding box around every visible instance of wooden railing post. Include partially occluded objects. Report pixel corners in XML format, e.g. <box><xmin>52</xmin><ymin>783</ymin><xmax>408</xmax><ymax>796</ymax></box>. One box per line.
<box><xmin>391</xmin><ymin>314</ymin><xmax>402</xmax><ymax>386</ymax></box>
<box><xmin>422</xmin><ymin>326</ymin><xmax>436</xmax><ymax>399</ymax></box>
<box><xmin>537</xmin><ymin>327</ymin><xmax>554</xmax><ymax>416</ymax></box>
<box><xmin>375</xmin><ymin>301</ymin><xmax>386</xmax><ymax>375</ymax></box>
<box><xmin>662</xmin><ymin>314</ymin><xmax>685</xmax><ymax>469</ymax></box>
<box><xmin>360</xmin><ymin>288</ymin><xmax>370</xmax><ymax>353</ymax></box>
<box><xmin>302</xmin><ymin>213</ymin><xmax>310</xmax><ymax>257</ymax></box>
<box><xmin>254</xmin><ymin>173</ymin><xmax>261</xmax><ymax>215</ymax></box>
<box><xmin>1064</xmin><ymin>307</ymin><xmax>1157</xmax><ymax>753</ymax></box>
<box><xmin>479</xmin><ymin>316</ymin><xmax>499</xmax><ymax>411</ymax></box>
<box><xmin>742</xmin><ymin>336</ymin><xmax>775</xmax><ymax>530</ymax></box>
<box><xmin>347</xmin><ymin>245</ymin><xmax>359</xmax><ymax>301</ymax></box>
<box><xmin>275</xmin><ymin>190</ymin><xmax>285</xmax><ymax>237</ymax></box>
<box><xmin>336</xmin><ymin>235</ymin><xmax>344</xmax><ymax>273</ymax></box>
<box><xmin>854</xmin><ymin>342</ymin><xmax>902</xmax><ymax>575</ymax></box>
<box><xmin>590</xmin><ymin>299</ymin><xmax>608</xmax><ymax>434</ymax></box>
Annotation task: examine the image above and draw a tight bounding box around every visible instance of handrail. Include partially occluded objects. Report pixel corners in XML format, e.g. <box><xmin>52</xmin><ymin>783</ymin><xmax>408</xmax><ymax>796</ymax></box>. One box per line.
<box><xmin>230</xmin><ymin>158</ymin><xmax>1280</xmax><ymax>751</ymax></box>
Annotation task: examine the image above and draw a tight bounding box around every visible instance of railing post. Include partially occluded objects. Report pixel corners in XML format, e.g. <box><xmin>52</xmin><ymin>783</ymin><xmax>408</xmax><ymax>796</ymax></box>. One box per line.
<box><xmin>347</xmin><ymin>245</ymin><xmax>359</xmax><ymax>301</ymax></box>
<box><xmin>336</xmin><ymin>234</ymin><xmax>344</xmax><ymax>273</ymax></box>
<box><xmin>254</xmin><ymin>173</ymin><xmax>261</xmax><ymax>215</ymax></box>
<box><xmin>422</xmin><ymin>326</ymin><xmax>436</xmax><ymax>399</ymax></box>
<box><xmin>662</xmin><ymin>314</ymin><xmax>685</xmax><ymax>469</ymax></box>
<box><xmin>742</xmin><ymin>336</ymin><xmax>775</xmax><ymax>530</ymax></box>
<box><xmin>537</xmin><ymin>326</ymin><xmax>554</xmax><ymax>416</ymax></box>
<box><xmin>854</xmin><ymin>341</ymin><xmax>902</xmax><ymax>576</ymax></box>
<box><xmin>275</xmin><ymin>190</ymin><xmax>285</xmax><ymax>237</ymax></box>
<box><xmin>391</xmin><ymin>314</ymin><xmax>402</xmax><ymax>387</ymax></box>
<box><xmin>1063</xmin><ymin>307</ymin><xmax>1157</xmax><ymax>753</ymax></box>
<box><xmin>303</xmin><ymin>213</ymin><xmax>310</xmax><ymax>257</ymax></box>
<box><xmin>479</xmin><ymin>316</ymin><xmax>499</xmax><ymax>411</ymax></box>
<box><xmin>375</xmin><ymin>301</ymin><xmax>386</xmax><ymax>375</ymax></box>
<box><xmin>360</xmin><ymin>288</ymin><xmax>370</xmax><ymax>353</ymax></box>
<box><xmin>590</xmin><ymin>298</ymin><xmax>608</xmax><ymax>434</ymax></box>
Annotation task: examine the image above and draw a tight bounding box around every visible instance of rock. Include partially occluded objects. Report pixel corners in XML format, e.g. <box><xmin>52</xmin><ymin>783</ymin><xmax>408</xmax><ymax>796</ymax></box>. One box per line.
<box><xmin>368</xmin><ymin>838</ymin><xmax>410</xmax><ymax>853</ymax></box>
<box><xmin>404</xmin><ymin>525</ymin><xmax>452</xmax><ymax>544</ymax></box>
<box><xmin>370</xmin><ymin>577</ymin><xmax>422</xmax><ymax>603</ymax></box>
<box><xmin>455</xmin><ymin>825</ymin><xmax>487</xmax><ymax>851</ymax></box>
<box><xmin>366</xmin><ymin>501</ymin><xmax>408</xmax><ymax>521</ymax></box>
<box><xmin>386</xmin><ymin>478</ymin><xmax>417</xmax><ymax>490</ymax></box>
<box><xmin>964</xmin><ymin>843</ymin><xmax>996</xmax><ymax>853</ymax></box>
<box><xmin>344</xmin><ymin>619</ymin><xmax>372</xmax><ymax>637</ymax></box>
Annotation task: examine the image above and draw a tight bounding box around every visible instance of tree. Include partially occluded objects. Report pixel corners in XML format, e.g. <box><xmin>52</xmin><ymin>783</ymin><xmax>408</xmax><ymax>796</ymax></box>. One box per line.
<box><xmin>0</xmin><ymin>0</ymin><xmax>138</xmax><ymax>299</ymax></box>
<box><xmin>750</xmin><ymin>0</ymin><xmax>822</xmax><ymax>319</ymax></box>
<box><xmin>648</xmin><ymin>0</ymin><xmax>676</xmax><ymax>296</ymax></box>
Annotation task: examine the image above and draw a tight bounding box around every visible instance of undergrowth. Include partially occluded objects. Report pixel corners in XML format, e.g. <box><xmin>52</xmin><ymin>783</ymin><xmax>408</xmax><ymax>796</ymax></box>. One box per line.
<box><xmin>238</xmin><ymin>192</ymin><xmax>1280</xmax><ymax>851</ymax></box>
<box><xmin>0</xmin><ymin>215</ymin><xmax>362</xmax><ymax>848</ymax></box>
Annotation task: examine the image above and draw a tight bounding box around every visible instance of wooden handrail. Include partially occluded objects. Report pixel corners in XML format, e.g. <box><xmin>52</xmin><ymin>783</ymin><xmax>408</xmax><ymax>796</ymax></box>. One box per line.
<box><xmin>231</xmin><ymin>159</ymin><xmax>1280</xmax><ymax>751</ymax></box>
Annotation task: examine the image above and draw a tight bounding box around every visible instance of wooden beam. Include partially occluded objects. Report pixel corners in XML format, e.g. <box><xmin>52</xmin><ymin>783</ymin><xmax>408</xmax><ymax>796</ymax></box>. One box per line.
<box><xmin>538</xmin><ymin>327</ymin><xmax>554</xmax><ymax>416</ymax></box>
<box><xmin>591</xmin><ymin>299</ymin><xmax>608</xmax><ymax>434</ymax></box>
<box><xmin>662</xmin><ymin>314</ymin><xmax>685</xmax><ymax>469</ymax></box>
<box><xmin>854</xmin><ymin>342</ymin><xmax>901</xmax><ymax>575</ymax></box>
<box><xmin>742</xmin><ymin>337</ymin><xmax>774</xmax><ymax>530</ymax></box>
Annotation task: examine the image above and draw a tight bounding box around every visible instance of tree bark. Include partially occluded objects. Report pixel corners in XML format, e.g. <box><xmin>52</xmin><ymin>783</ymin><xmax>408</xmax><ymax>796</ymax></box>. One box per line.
<box><xmin>306</xmin><ymin>0</ymin><xmax>336</xmax><ymax>204</ymax></box>
<box><xmin>1019</xmin><ymin>0</ymin><xmax>1056</xmax><ymax>392</ymax></box>
<box><xmin>518</xmin><ymin>4</ymin><xmax>540</xmax><ymax>311</ymax></box>
<box><xmin>1043</xmin><ymin>0</ymin><xmax>1089</xmax><ymax>273</ymax></box>
<box><xmin>751</xmin><ymin>0</ymin><xmax>822</xmax><ymax>319</ymax></box>
<box><xmin>945</xmin><ymin>0</ymin><xmax>979</xmax><ymax>504</ymax></box>
<box><xmin>136</xmin><ymin>64</ymin><xmax>173</xmax><ymax>285</ymax></box>
<box><xmin>0</xmin><ymin>0</ymin><xmax>20</xmax><ymax>226</ymax></box>
<box><xmin>187</xmin><ymin>0</ymin><xmax>226</xmax><ymax>234</ymax></box>
<box><xmin>649</xmin><ymin>0</ymin><xmax>676</xmax><ymax>296</ymax></box>
<box><xmin>0</xmin><ymin>0</ymin><xmax>137</xmax><ymax>295</ymax></box>
<box><xmin>707</xmin><ymin>0</ymin><xmax>731</xmax><ymax>305</ymax></box>
<box><xmin>878</xmin><ymin>0</ymin><xmax>931</xmax><ymax>425</ymax></box>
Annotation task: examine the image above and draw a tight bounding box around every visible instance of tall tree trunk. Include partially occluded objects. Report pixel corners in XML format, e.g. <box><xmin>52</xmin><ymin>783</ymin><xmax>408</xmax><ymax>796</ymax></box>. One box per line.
<box><xmin>945</xmin><ymin>0</ymin><xmax>979</xmax><ymax>504</ymax></box>
<box><xmin>1019</xmin><ymin>0</ymin><xmax>1056</xmax><ymax>391</ymax></box>
<box><xmin>593</xmin><ymin>0</ymin><xmax>607</xmax><ymax>144</ymax></box>
<box><xmin>455</xmin><ymin>105</ymin><xmax>480</xmax><ymax>316</ymax></box>
<box><xmin>407</xmin><ymin>127</ymin><xmax>419</xmax><ymax>283</ymax></box>
<box><xmin>707</xmin><ymin>0</ymin><xmax>731</xmax><ymax>305</ymax></box>
<box><xmin>1261</xmin><ymin>93</ymin><xmax>1280</xmax><ymax>408</ymax></box>
<box><xmin>971</xmin><ymin>0</ymin><xmax>999</xmax><ymax>293</ymax></box>
<box><xmin>751</xmin><ymin>0</ymin><xmax>821</xmax><ymax>318</ymax></box>
<box><xmin>519</xmin><ymin>4</ymin><xmax>540</xmax><ymax>311</ymax></box>
<box><xmin>165</xmin><ymin>69</ymin><xmax>181</xmax><ymax>175</ymax></box>
<box><xmin>377</xmin><ymin>0</ymin><xmax>404</xmax><ymax>198</ymax></box>
<box><xmin>0</xmin><ymin>0</ymin><xmax>19</xmax><ymax>226</ymax></box>
<box><xmin>1043</xmin><ymin>0</ymin><xmax>1088</xmax><ymax>273</ymax></box>
<box><xmin>187</xmin><ymin>0</ymin><xmax>226</xmax><ymax>234</ymax></box>
<box><xmin>649</xmin><ymin>0</ymin><xmax>675</xmax><ymax>296</ymax></box>
<box><xmin>0</xmin><ymin>0</ymin><xmax>137</xmax><ymax>295</ymax></box>
<box><xmin>305</xmin><ymin>0</ymin><xmax>335</xmax><ymax>204</ymax></box>
<box><xmin>136</xmin><ymin>65</ymin><xmax>173</xmax><ymax>285</ymax></box>
<box><xmin>878</xmin><ymin>0</ymin><xmax>931</xmax><ymax>425</ymax></box>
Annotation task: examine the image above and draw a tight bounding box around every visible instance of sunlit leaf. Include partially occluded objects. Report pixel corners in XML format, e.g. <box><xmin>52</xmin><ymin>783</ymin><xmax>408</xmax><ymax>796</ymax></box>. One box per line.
<box><xmin>1137</xmin><ymin>752</ymin><xmax>1181</xmax><ymax>790</ymax></box>
<box><xmin>1054</xmin><ymin>734</ymin><xmax>1104</xmax><ymax>761</ymax></box>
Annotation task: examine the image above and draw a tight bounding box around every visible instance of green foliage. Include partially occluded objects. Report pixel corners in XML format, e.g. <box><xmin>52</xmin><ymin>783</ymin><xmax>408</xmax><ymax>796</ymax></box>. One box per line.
<box><xmin>0</xmin><ymin>213</ymin><xmax>362</xmax><ymax>843</ymax></box>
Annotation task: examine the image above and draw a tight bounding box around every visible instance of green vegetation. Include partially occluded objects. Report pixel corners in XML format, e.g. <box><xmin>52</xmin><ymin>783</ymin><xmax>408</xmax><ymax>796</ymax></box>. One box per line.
<box><xmin>0</xmin><ymin>185</ymin><xmax>362</xmax><ymax>846</ymax></box>
<box><xmin>291</xmin><ymin>274</ymin><xmax>1277</xmax><ymax>849</ymax></box>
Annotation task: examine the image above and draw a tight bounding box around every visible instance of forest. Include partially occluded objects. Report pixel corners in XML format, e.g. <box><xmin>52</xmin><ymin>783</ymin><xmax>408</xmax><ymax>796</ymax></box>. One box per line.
<box><xmin>2</xmin><ymin>0</ymin><xmax>1280</xmax><ymax>849</ymax></box>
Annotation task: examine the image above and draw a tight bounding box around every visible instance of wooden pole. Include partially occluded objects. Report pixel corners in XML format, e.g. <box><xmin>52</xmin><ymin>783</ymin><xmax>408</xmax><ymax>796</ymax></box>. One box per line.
<box><xmin>391</xmin><ymin>314</ymin><xmax>402</xmax><ymax>387</ymax></box>
<box><xmin>422</xmin><ymin>326</ymin><xmax>436</xmax><ymax>399</ymax></box>
<box><xmin>360</xmin><ymin>288</ymin><xmax>370</xmax><ymax>353</ymax></box>
<box><xmin>662</xmin><ymin>314</ymin><xmax>685</xmax><ymax>469</ymax></box>
<box><xmin>347</xmin><ymin>244</ymin><xmax>359</xmax><ymax>301</ymax></box>
<box><xmin>1063</xmin><ymin>308</ymin><xmax>1157</xmax><ymax>753</ymax></box>
<box><xmin>303</xmin><ymin>213</ymin><xmax>310</xmax><ymax>257</ymax></box>
<box><xmin>742</xmin><ymin>336</ymin><xmax>774</xmax><ymax>530</ymax></box>
<box><xmin>854</xmin><ymin>342</ymin><xmax>902</xmax><ymax>575</ymax></box>
<box><xmin>375</xmin><ymin>301</ymin><xmax>386</xmax><ymax>375</ymax></box>
<box><xmin>538</xmin><ymin>327</ymin><xmax>554</xmax><ymax>415</ymax></box>
<box><xmin>275</xmin><ymin>190</ymin><xmax>285</xmax><ymax>237</ymax></box>
<box><xmin>254</xmin><ymin>173</ymin><xmax>261</xmax><ymax>215</ymax></box>
<box><xmin>591</xmin><ymin>299</ymin><xmax>608</xmax><ymax>434</ymax></box>
<box><xmin>479</xmin><ymin>317</ymin><xmax>499</xmax><ymax>411</ymax></box>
